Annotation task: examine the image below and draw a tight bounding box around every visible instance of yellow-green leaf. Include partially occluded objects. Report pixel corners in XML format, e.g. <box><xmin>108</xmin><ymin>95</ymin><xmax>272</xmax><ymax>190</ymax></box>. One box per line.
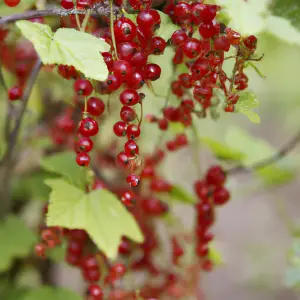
<box><xmin>170</xmin><ymin>185</ymin><xmax>196</xmax><ymax>204</ymax></box>
<box><xmin>45</xmin><ymin>179</ymin><xmax>144</xmax><ymax>259</ymax></box>
<box><xmin>16</xmin><ymin>21</ymin><xmax>110</xmax><ymax>81</ymax></box>
<box><xmin>23</xmin><ymin>286</ymin><xmax>81</xmax><ymax>300</ymax></box>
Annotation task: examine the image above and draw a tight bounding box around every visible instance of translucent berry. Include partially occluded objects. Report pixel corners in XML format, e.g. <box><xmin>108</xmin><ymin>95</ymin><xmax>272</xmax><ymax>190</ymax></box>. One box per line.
<box><xmin>121</xmin><ymin>190</ymin><xmax>136</xmax><ymax>206</ymax></box>
<box><xmin>145</xmin><ymin>63</ymin><xmax>161</xmax><ymax>81</ymax></box>
<box><xmin>87</xmin><ymin>284</ymin><xmax>103</xmax><ymax>300</ymax></box>
<box><xmin>78</xmin><ymin>117</ymin><xmax>99</xmax><ymax>137</ymax></box>
<box><xmin>120</xmin><ymin>88</ymin><xmax>140</xmax><ymax>106</ymax></box>
<box><xmin>74</xmin><ymin>79</ymin><xmax>93</xmax><ymax>96</ymax></box>
<box><xmin>113</xmin><ymin>121</ymin><xmax>127</xmax><ymax>136</ymax></box>
<box><xmin>76</xmin><ymin>152</ymin><xmax>90</xmax><ymax>167</ymax></box>
<box><xmin>126</xmin><ymin>124</ymin><xmax>141</xmax><ymax>140</ymax></box>
<box><xmin>75</xmin><ymin>137</ymin><xmax>93</xmax><ymax>153</ymax></box>
<box><xmin>87</xmin><ymin>97</ymin><xmax>105</xmax><ymax>116</ymax></box>
<box><xmin>124</xmin><ymin>140</ymin><xmax>139</xmax><ymax>156</ymax></box>
<box><xmin>120</xmin><ymin>106</ymin><xmax>137</xmax><ymax>123</ymax></box>
<box><xmin>61</xmin><ymin>0</ymin><xmax>74</xmax><ymax>9</ymax></box>
<box><xmin>126</xmin><ymin>174</ymin><xmax>140</xmax><ymax>187</ymax></box>
<box><xmin>8</xmin><ymin>86</ymin><xmax>22</xmax><ymax>101</ymax></box>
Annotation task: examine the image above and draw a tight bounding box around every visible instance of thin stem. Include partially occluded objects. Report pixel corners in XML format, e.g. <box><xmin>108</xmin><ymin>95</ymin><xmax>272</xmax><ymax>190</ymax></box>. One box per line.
<box><xmin>138</xmin><ymin>102</ymin><xmax>143</xmax><ymax>127</ymax></box>
<box><xmin>84</xmin><ymin>96</ymin><xmax>88</xmax><ymax>113</ymax></box>
<box><xmin>246</xmin><ymin>61</ymin><xmax>266</xmax><ymax>78</ymax></box>
<box><xmin>109</xmin><ymin>0</ymin><xmax>119</xmax><ymax>60</ymax></box>
<box><xmin>81</xmin><ymin>9</ymin><xmax>91</xmax><ymax>32</ymax></box>
<box><xmin>229</xmin><ymin>56</ymin><xmax>238</xmax><ymax>93</ymax></box>
<box><xmin>227</xmin><ymin>130</ymin><xmax>300</xmax><ymax>175</ymax></box>
<box><xmin>191</xmin><ymin>124</ymin><xmax>202</xmax><ymax>178</ymax></box>
<box><xmin>75</xmin><ymin>14</ymin><xmax>81</xmax><ymax>30</ymax></box>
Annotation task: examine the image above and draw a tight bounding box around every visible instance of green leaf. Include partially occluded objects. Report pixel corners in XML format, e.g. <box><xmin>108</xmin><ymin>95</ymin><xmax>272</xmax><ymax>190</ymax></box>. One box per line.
<box><xmin>0</xmin><ymin>215</ymin><xmax>37</xmax><ymax>272</ymax></box>
<box><xmin>285</xmin><ymin>267</ymin><xmax>300</xmax><ymax>287</ymax></box>
<box><xmin>148</xmin><ymin>46</ymin><xmax>175</xmax><ymax>97</ymax></box>
<box><xmin>200</xmin><ymin>136</ymin><xmax>245</xmax><ymax>161</ymax></box>
<box><xmin>208</xmin><ymin>244</ymin><xmax>224</xmax><ymax>266</ymax></box>
<box><xmin>235</xmin><ymin>91</ymin><xmax>260</xmax><ymax>124</ymax></box>
<box><xmin>0</xmin><ymin>0</ymin><xmax>35</xmax><ymax>16</ymax></box>
<box><xmin>157</xmin><ymin>11</ymin><xmax>180</xmax><ymax>40</ymax></box>
<box><xmin>23</xmin><ymin>286</ymin><xmax>81</xmax><ymax>300</ymax></box>
<box><xmin>170</xmin><ymin>185</ymin><xmax>196</xmax><ymax>204</ymax></box>
<box><xmin>264</xmin><ymin>15</ymin><xmax>300</xmax><ymax>46</ymax></box>
<box><xmin>215</xmin><ymin>0</ymin><xmax>269</xmax><ymax>35</ymax></box>
<box><xmin>16</xmin><ymin>21</ymin><xmax>110</xmax><ymax>81</ymax></box>
<box><xmin>271</xmin><ymin>0</ymin><xmax>300</xmax><ymax>30</ymax></box>
<box><xmin>40</xmin><ymin>152</ymin><xmax>85</xmax><ymax>190</ymax></box>
<box><xmin>45</xmin><ymin>179</ymin><xmax>144</xmax><ymax>259</ymax></box>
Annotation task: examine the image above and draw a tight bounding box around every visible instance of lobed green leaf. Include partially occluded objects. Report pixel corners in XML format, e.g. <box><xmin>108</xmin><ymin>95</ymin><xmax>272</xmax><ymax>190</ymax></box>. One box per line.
<box><xmin>45</xmin><ymin>179</ymin><xmax>144</xmax><ymax>259</ymax></box>
<box><xmin>16</xmin><ymin>21</ymin><xmax>110</xmax><ymax>81</ymax></box>
<box><xmin>170</xmin><ymin>185</ymin><xmax>197</xmax><ymax>204</ymax></box>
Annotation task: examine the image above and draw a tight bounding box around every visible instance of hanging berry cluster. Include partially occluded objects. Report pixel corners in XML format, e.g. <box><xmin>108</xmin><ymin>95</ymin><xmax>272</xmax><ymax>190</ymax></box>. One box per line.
<box><xmin>1</xmin><ymin>0</ymin><xmax>263</xmax><ymax>298</ymax></box>
<box><xmin>194</xmin><ymin>165</ymin><xmax>230</xmax><ymax>271</ymax></box>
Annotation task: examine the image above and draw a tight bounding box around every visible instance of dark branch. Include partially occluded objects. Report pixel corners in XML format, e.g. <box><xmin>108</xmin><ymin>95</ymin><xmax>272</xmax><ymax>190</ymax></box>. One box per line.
<box><xmin>227</xmin><ymin>130</ymin><xmax>300</xmax><ymax>175</ymax></box>
<box><xmin>0</xmin><ymin>4</ymin><xmax>121</xmax><ymax>26</ymax></box>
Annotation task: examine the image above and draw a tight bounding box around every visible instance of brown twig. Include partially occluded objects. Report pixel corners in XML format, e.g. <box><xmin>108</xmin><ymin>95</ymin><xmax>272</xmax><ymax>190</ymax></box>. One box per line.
<box><xmin>227</xmin><ymin>130</ymin><xmax>300</xmax><ymax>175</ymax></box>
<box><xmin>0</xmin><ymin>59</ymin><xmax>42</xmax><ymax>219</ymax></box>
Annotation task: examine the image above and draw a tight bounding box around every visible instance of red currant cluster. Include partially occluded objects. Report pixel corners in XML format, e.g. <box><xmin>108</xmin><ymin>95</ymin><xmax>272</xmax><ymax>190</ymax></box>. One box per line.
<box><xmin>194</xmin><ymin>165</ymin><xmax>230</xmax><ymax>271</ymax></box>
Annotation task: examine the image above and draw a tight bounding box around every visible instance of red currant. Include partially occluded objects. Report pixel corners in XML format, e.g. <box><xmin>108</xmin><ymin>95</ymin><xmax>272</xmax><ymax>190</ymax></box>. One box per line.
<box><xmin>113</xmin><ymin>121</ymin><xmax>127</xmax><ymax>137</ymax></box>
<box><xmin>8</xmin><ymin>86</ymin><xmax>22</xmax><ymax>101</ymax></box>
<box><xmin>61</xmin><ymin>0</ymin><xmax>74</xmax><ymax>9</ymax></box>
<box><xmin>75</xmin><ymin>137</ymin><xmax>93</xmax><ymax>153</ymax></box>
<box><xmin>87</xmin><ymin>97</ymin><xmax>105</xmax><ymax>116</ymax></box>
<box><xmin>145</xmin><ymin>63</ymin><xmax>161</xmax><ymax>81</ymax></box>
<box><xmin>76</xmin><ymin>152</ymin><xmax>90</xmax><ymax>167</ymax></box>
<box><xmin>78</xmin><ymin>117</ymin><xmax>99</xmax><ymax>137</ymax></box>
<box><xmin>126</xmin><ymin>124</ymin><xmax>141</xmax><ymax>140</ymax></box>
<box><xmin>119</xmin><ymin>88</ymin><xmax>140</xmax><ymax>106</ymax></box>
<box><xmin>74</xmin><ymin>79</ymin><xmax>93</xmax><ymax>96</ymax></box>
<box><xmin>87</xmin><ymin>284</ymin><xmax>103</xmax><ymax>300</ymax></box>
<box><xmin>124</xmin><ymin>140</ymin><xmax>139</xmax><ymax>156</ymax></box>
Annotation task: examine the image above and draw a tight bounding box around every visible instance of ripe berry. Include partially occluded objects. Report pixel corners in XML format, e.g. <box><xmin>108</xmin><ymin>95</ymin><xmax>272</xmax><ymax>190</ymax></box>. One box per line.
<box><xmin>183</xmin><ymin>38</ymin><xmax>202</xmax><ymax>59</ymax></box>
<box><xmin>101</xmin><ymin>52</ymin><xmax>114</xmax><ymax>71</ymax></box>
<box><xmin>152</xmin><ymin>36</ymin><xmax>167</xmax><ymax>54</ymax></box>
<box><xmin>214</xmin><ymin>36</ymin><xmax>230</xmax><ymax>52</ymax></box>
<box><xmin>119</xmin><ymin>238</ymin><xmax>132</xmax><ymax>255</ymax></box>
<box><xmin>74</xmin><ymin>79</ymin><xmax>93</xmax><ymax>96</ymax></box>
<box><xmin>87</xmin><ymin>97</ymin><xmax>105</xmax><ymax>116</ymax></box>
<box><xmin>114</xmin><ymin>17</ymin><xmax>137</xmax><ymax>42</ymax></box>
<box><xmin>8</xmin><ymin>86</ymin><xmax>22</xmax><ymax>101</ymax></box>
<box><xmin>199</xmin><ymin>21</ymin><xmax>219</xmax><ymax>39</ymax></box>
<box><xmin>113</xmin><ymin>60</ymin><xmax>132</xmax><ymax>82</ymax></box>
<box><xmin>120</xmin><ymin>88</ymin><xmax>140</xmax><ymax>106</ymax></box>
<box><xmin>106</xmin><ymin>74</ymin><xmax>122</xmax><ymax>92</ymax></box>
<box><xmin>158</xmin><ymin>118</ymin><xmax>168</xmax><ymax>131</ymax></box>
<box><xmin>142</xmin><ymin>197</ymin><xmax>168</xmax><ymax>216</ymax></box>
<box><xmin>126</xmin><ymin>174</ymin><xmax>140</xmax><ymax>187</ymax></box>
<box><xmin>87</xmin><ymin>284</ymin><xmax>103</xmax><ymax>300</ymax></box>
<box><xmin>75</xmin><ymin>137</ymin><xmax>93</xmax><ymax>153</ymax></box>
<box><xmin>145</xmin><ymin>64</ymin><xmax>161</xmax><ymax>81</ymax></box>
<box><xmin>124</xmin><ymin>140</ymin><xmax>139</xmax><ymax>156</ymax></box>
<box><xmin>199</xmin><ymin>4</ymin><xmax>218</xmax><ymax>23</ymax></box>
<box><xmin>213</xmin><ymin>186</ymin><xmax>230</xmax><ymax>205</ymax></box>
<box><xmin>35</xmin><ymin>243</ymin><xmax>46</xmax><ymax>258</ymax></box>
<box><xmin>117</xmin><ymin>41</ymin><xmax>138</xmax><ymax>61</ymax></box>
<box><xmin>225</xmin><ymin>28</ymin><xmax>241</xmax><ymax>45</ymax></box>
<box><xmin>174</xmin><ymin>2</ymin><xmax>192</xmax><ymax>20</ymax></box>
<box><xmin>137</xmin><ymin>9</ymin><xmax>161</xmax><ymax>34</ymax></box>
<box><xmin>4</xmin><ymin>0</ymin><xmax>20</xmax><ymax>7</ymax></box>
<box><xmin>58</xmin><ymin>65</ymin><xmax>77</xmax><ymax>79</ymax></box>
<box><xmin>175</xmin><ymin>133</ymin><xmax>188</xmax><ymax>147</ymax></box>
<box><xmin>76</xmin><ymin>0</ymin><xmax>91</xmax><ymax>9</ymax></box>
<box><xmin>81</xmin><ymin>255</ymin><xmax>99</xmax><ymax>270</ymax></box>
<box><xmin>127</xmin><ymin>70</ymin><xmax>145</xmax><ymax>89</ymax></box>
<box><xmin>171</xmin><ymin>30</ymin><xmax>188</xmax><ymax>46</ymax></box>
<box><xmin>116</xmin><ymin>152</ymin><xmax>130</xmax><ymax>168</ymax></box>
<box><xmin>67</xmin><ymin>240</ymin><xmax>83</xmax><ymax>256</ymax></box>
<box><xmin>120</xmin><ymin>106</ymin><xmax>137</xmax><ymax>123</ymax></box>
<box><xmin>110</xmin><ymin>263</ymin><xmax>127</xmax><ymax>279</ymax></box>
<box><xmin>83</xmin><ymin>268</ymin><xmax>101</xmax><ymax>282</ymax></box>
<box><xmin>121</xmin><ymin>190</ymin><xmax>135</xmax><ymax>206</ymax></box>
<box><xmin>206</xmin><ymin>165</ymin><xmax>226</xmax><ymax>187</ymax></box>
<box><xmin>61</xmin><ymin>0</ymin><xmax>74</xmax><ymax>9</ymax></box>
<box><xmin>113</xmin><ymin>121</ymin><xmax>127</xmax><ymax>136</ymax></box>
<box><xmin>127</xmin><ymin>124</ymin><xmax>141</xmax><ymax>140</ymax></box>
<box><xmin>78</xmin><ymin>117</ymin><xmax>99</xmax><ymax>137</ymax></box>
<box><xmin>131</xmin><ymin>51</ymin><xmax>148</xmax><ymax>68</ymax></box>
<box><xmin>243</xmin><ymin>35</ymin><xmax>257</xmax><ymax>50</ymax></box>
<box><xmin>76</xmin><ymin>152</ymin><xmax>90</xmax><ymax>167</ymax></box>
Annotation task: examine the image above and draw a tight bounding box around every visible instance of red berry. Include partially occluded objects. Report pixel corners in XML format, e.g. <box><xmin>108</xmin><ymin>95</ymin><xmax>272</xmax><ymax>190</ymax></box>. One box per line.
<box><xmin>145</xmin><ymin>63</ymin><xmax>161</xmax><ymax>81</ymax></box>
<box><xmin>199</xmin><ymin>21</ymin><xmax>219</xmax><ymax>39</ymax></box>
<box><xmin>127</xmin><ymin>70</ymin><xmax>145</xmax><ymax>89</ymax></box>
<box><xmin>76</xmin><ymin>0</ymin><xmax>91</xmax><ymax>9</ymax></box>
<box><xmin>206</xmin><ymin>165</ymin><xmax>226</xmax><ymax>187</ymax></box>
<box><xmin>78</xmin><ymin>117</ymin><xmax>99</xmax><ymax>137</ymax></box>
<box><xmin>87</xmin><ymin>97</ymin><xmax>105</xmax><ymax>116</ymax></box>
<box><xmin>174</xmin><ymin>2</ymin><xmax>192</xmax><ymax>20</ymax></box>
<box><xmin>137</xmin><ymin>9</ymin><xmax>161</xmax><ymax>34</ymax></box>
<box><xmin>74</xmin><ymin>79</ymin><xmax>93</xmax><ymax>96</ymax></box>
<box><xmin>101</xmin><ymin>52</ymin><xmax>114</xmax><ymax>71</ymax></box>
<box><xmin>117</xmin><ymin>41</ymin><xmax>138</xmax><ymax>61</ymax></box>
<box><xmin>106</xmin><ymin>74</ymin><xmax>122</xmax><ymax>92</ymax></box>
<box><xmin>142</xmin><ymin>197</ymin><xmax>168</xmax><ymax>216</ymax></box>
<box><xmin>119</xmin><ymin>238</ymin><xmax>132</xmax><ymax>255</ymax></box>
<box><xmin>214</xmin><ymin>36</ymin><xmax>230</xmax><ymax>52</ymax></box>
<box><xmin>81</xmin><ymin>255</ymin><xmax>99</xmax><ymax>270</ymax></box>
<box><xmin>58</xmin><ymin>65</ymin><xmax>77</xmax><ymax>79</ymax></box>
<box><xmin>243</xmin><ymin>35</ymin><xmax>257</xmax><ymax>50</ymax></box>
<box><xmin>158</xmin><ymin>118</ymin><xmax>168</xmax><ymax>131</ymax></box>
<box><xmin>113</xmin><ymin>121</ymin><xmax>127</xmax><ymax>137</ymax></box>
<box><xmin>110</xmin><ymin>263</ymin><xmax>127</xmax><ymax>279</ymax></box>
<box><xmin>225</xmin><ymin>28</ymin><xmax>241</xmax><ymax>45</ymax></box>
<box><xmin>35</xmin><ymin>243</ymin><xmax>46</xmax><ymax>258</ymax></box>
<box><xmin>61</xmin><ymin>0</ymin><xmax>74</xmax><ymax>9</ymax></box>
<box><xmin>116</xmin><ymin>152</ymin><xmax>130</xmax><ymax>168</ymax></box>
<box><xmin>119</xmin><ymin>88</ymin><xmax>140</xmax><ymax>106</ymax></box>
<box><xmin>120</xmin><ymin>106</ymin><xmax>137</xmax><ymax>123</ymax></box>
<box><xmin>113</xmin><ymin>60</ymin><xmax>132</xmax><ymax>82</ymax></box>
<box><xmin>75</xmin><ymin>137</ymin><xmax>93</xmax><ymax>153</ymax></box>
<box><xmin>152</xmin><ymin>36</ymin><xmax>167</xmax><ymax>54</ymax></box>
<box><xmin>83</xmin><ymin>268</ymin><xmax>101</xmax><ymax>282</ymax></box>
<box><xmin>126</xmin><ymin>174</ymin><xmax>140</xmax><ymax>187</ymax></box>
<box><xmin>183</xmin><ymin>38</ymin><xmax>202</xmax><ymax>59</ymax></box>
<box><xmin>175</xmin><ymin>133</ymin><xmax>188</xmax><ymax>147</ymax></box>
<box><xmin>67</xmin><ymin>240</ymin><xmax>83</xmax><ymax>256</ymax></box>
<box><xmin>4</xmin><ymin>0</ymin><xmax>20</xmax><ymax>7</ymax></box>
<box><xmin>213</xmin><ymin>186</ymin><xmax>230</xmax><ymax>205</ymax></box>
<box><xmin>150</xmin><ymin>179</ymin><xmax>172</xmax><ymax>192</ymax></box>
<box><xmin>194</xmin><ymin>180</ymin><xmax>210</xmax><ymax>201</ymax></box>
<box><xmin>127</xmin><ymin>124</ymin><xmax>141</xmax><ymax>140</ymax></box>
<box><xmin>76</xmin><ymin>152</ymin><xmax>90</xmax><ymax>167</ymax></box>
<box><xmin>87</xmin><ymin>284</ymin><xmax>103</xmax><ymax>300</ymax></box>
<box><xmin>199</xmin><ymin>4</ymin><xmax>218</xmax><ymax>23</ymax></box>
<box><xmin>124</xmin><ymin>140</ymin><xmax>139</xmax><ymax>156</ymax></box>
<box><xmin>171</xmin><ymin>30</ymin><xmax>188</xmax><ymax>46</ymax></box>
<box><xmin>114</xmin><ymin>16</ymin><xmax>137</xmax><ymax>42</ymax></box>
<box><xmin>8</xmin><ymin>86</ymin><xmax>22</xmax><ymax>101</ymax></box>
<box><xmin>121</xmin><ymin>190</ymin><xmax>135</xmax><ymax>206</ymax></box>
<box><xmin>131</xmin><ymin>51</ymin><xmax>148</xmax><ymax>68</ymax></box>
